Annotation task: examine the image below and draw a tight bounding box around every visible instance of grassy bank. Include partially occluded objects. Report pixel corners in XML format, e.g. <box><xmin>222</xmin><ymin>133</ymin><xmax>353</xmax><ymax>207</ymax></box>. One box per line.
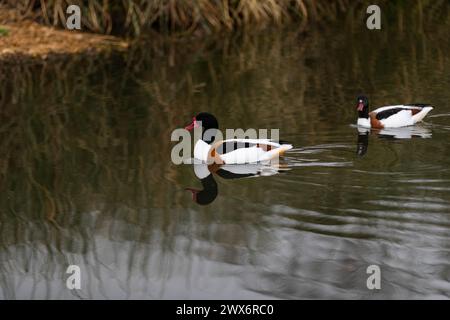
<box><xmin>1</xmin><ymin>0</ymin><xmax>448</xmax><ymax>37</ymax></box>
<box><xmin>1</xmin><ymin>0</ymin><xmax>448</xmax><ymax>62</ymax></box>
<box><xmin>1</xmin><ymin>0</ymin><xmax>352</xmax><ymax>36</ymax></box>
<box><xmin>0</xmin><ymin>5</ymin><xmax>128</xmax><ymax>62</ymax></box>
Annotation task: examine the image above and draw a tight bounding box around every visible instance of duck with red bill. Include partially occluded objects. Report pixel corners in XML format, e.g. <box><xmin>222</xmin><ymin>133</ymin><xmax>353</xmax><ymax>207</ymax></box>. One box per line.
<box><xmin>355</xmin><ymin>95</ymin><xmax>433</xmax><ymax>129</ymax></box>
<box><xmin>185</xmin><ymin>117</ymin><xmax>199</xmax><ymax>131</ymax></box>
<box><xmin>357</xmin><ymin>100</ymin><xmax>365</xmax><ymax>111</ymax></box>
<box><xmin>183</xmin><ymin>112</ymin><xmax>292</xmax><ymax>164</ymax></box>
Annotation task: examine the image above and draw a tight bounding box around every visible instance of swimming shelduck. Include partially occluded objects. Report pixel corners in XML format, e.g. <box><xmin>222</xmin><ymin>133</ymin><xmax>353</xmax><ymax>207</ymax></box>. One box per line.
<box><xmin>356</xmin><ymin>95</ymin><xmax>433</xmax><ymax>129</ymax></box>
<box><xmin>184</xmin><ymin>112</ymin><xmax>293</xmax><ymax>164</ymax></box>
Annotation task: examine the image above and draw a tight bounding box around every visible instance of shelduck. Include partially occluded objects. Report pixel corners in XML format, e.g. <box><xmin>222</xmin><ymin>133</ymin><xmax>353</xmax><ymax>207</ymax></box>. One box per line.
<box><xmin>184</xmin><ymin>112</ymin><xmax>293</xmax><ymax>164</ymax></box>
<box><xmin>356</xmin><ymin>95</ymin><xmax>433</xmax><ymax>129</ymax></box>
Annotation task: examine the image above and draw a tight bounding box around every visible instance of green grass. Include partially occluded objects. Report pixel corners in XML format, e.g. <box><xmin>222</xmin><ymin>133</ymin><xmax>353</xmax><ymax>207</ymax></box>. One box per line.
<box><xmin>0</xmin><ymin>26</ymin><xmax>9</xmax><ymax>36</ymax></box>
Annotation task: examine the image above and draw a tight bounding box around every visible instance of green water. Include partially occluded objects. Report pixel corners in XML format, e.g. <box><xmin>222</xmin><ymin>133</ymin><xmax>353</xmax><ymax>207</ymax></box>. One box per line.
<box><xmin>1</xmin><ymin>7</ymin><xmax>450</xmax><ymax>299</ymax></box>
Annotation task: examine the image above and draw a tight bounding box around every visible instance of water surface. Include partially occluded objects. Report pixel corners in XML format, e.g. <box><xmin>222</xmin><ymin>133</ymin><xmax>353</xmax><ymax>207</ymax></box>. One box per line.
<box><xmin>1</xmin><ymin>7</ymin><xmax>450</xmax><ymax>299</ymax></box>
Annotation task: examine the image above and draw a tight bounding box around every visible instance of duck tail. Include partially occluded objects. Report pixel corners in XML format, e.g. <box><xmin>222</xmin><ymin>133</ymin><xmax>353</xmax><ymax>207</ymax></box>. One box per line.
<box><xmin>259</xmin><ymin>144</ymin><xmax>293</xmax><ymax>162</ymax></box>
<box><xmin>412</xmin><ymin>106</ymin><xmax>433</xmax><ymax>123</ymax></box>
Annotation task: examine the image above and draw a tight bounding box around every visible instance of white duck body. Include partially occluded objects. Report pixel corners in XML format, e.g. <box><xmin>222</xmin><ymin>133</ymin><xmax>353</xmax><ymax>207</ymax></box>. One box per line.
<box><xmin>358</xmin><ymin>104</ymin><xmax>433</xmax><ymax>128</ymax></box>
<box><xmin>194</xmin><ymin>139</ymin><xmax>292</xmax><ymax>164</ymax></box>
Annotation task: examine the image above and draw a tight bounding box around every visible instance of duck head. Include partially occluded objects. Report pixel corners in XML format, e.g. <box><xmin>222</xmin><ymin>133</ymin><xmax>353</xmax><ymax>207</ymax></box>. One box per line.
<box><xmin>185</xmin><ymin>112</ymin><xmax>219</xmax><ymax>144</ymax></box>
<box><xmin>356</xmin><ymin>95</ymin><xmax>369</xmax><ymax>118</ymax></box>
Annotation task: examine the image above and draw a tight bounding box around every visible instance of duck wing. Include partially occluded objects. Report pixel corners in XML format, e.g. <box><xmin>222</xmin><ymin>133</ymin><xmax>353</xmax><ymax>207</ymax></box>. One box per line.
<box><xmin>373</xmin><ymin>105</ymin><xmax>422</xmax><ymax>120</ymax></box>
<box><xmin>372</xmin><ymin>104</ymin><xmax>433</xmax><ymax>127</ymax></box>
<box><xmin>209</xmin><ymin>139</ymin><xmax>292</xmax><ymax>164</ymax></box>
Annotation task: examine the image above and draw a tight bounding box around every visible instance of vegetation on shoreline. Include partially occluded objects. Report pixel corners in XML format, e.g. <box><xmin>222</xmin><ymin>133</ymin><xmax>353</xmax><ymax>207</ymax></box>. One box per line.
<box><xmin>1</xmin><ymin>0</ymin><xmax>448</xmax><ymax>37</ymax></box>
<box><xmin>0</xmin><ymin>6</ymin><xmax>128</xmax><ymax>62</ymax></box>
<box><xmin>0</xmin><ymin>0</ymin><xmax>448</xmax><ymax>62</ymax></box>
<box><xmin>1</xmin><ymin>0</ymin><xmax>353</xmax><ymax>36</ymax></box>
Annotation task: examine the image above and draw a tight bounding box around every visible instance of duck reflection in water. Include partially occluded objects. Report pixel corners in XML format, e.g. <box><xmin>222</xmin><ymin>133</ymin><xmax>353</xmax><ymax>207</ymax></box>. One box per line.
<box><xmin>356</xmin><ymin>125</ymin><xmax>432</xmax><ymax>157</ymax></box>
<box><xmin>186</xmin><ymin>162</ymin><xmax>287</xmax><ymax>205</ymax></box>
<box><xmin>356</xmin><ymin>128</ymin><xmax>370</xmax><ymax>157</ymax></box>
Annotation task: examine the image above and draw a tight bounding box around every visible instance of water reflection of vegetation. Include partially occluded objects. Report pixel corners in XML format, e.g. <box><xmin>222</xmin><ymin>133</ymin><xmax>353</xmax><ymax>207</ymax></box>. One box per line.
<box><xmin>0</xmin><ymin>4</ymin><xmax>449</xmax><ymax>298</ymax></box>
